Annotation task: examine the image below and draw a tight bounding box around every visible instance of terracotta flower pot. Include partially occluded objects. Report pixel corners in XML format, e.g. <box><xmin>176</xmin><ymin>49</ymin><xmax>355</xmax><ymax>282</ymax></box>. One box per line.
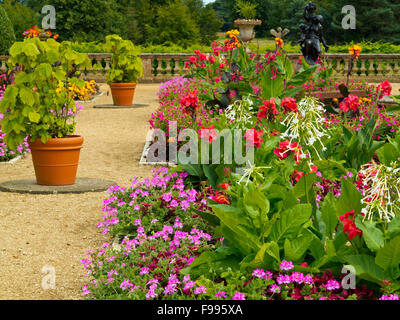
<box><xmin>29</xmin><ymin>135</ymin><xmax>84</xmax><ymax>186</ymax></box>
<box><xmin>110</xmin><ymin>82</ymin><xmax>137</xmax><ymax>106</ymax></box>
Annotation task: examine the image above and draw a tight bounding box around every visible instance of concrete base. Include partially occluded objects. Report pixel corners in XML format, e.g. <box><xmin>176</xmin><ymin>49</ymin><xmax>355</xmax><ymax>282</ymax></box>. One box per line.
<box><xmin>0</xmin><ymin>178</ymin><xmax>117</xmax><ymax>195</ymax></box>
<box><xmin>93</xmin><ymin>104</ymin><xmax>150</xmax><ymax>109</ymax></box>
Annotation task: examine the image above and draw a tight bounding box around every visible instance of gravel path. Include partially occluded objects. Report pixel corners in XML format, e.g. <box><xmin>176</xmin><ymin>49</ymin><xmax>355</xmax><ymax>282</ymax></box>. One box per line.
<box><xmin>0</xmin><ymin>84</ymin><xmax>159</xmax><ymax>300</ymax></box>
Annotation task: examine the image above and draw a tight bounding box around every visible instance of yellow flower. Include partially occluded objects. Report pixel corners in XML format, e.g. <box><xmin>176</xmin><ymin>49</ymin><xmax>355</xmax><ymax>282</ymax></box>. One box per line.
<box><xmin>349</xmin><ymin>44</ymin><xmax>362</xmax><ymax>59</ymax></box>
<box><xmin>226</xmin><ymin>29</ymin><xmax>240</xmax><ymax>38</ymax></box>
<box><xmin>275</xmin><ymin>37</ymin><xmax>284</xmax><ymax>49</ymax></box>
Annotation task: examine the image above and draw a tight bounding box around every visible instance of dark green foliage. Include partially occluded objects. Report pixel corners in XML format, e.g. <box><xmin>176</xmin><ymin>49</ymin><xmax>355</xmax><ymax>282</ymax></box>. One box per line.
<box><xmin>0</xmin><ymin>6</ymin><xmax>16</xmax><ymax>54</ymax></box>
<box><xmin>213</xmin><ymin>0</ymin><xmax>400</xmax><ymax>44</ymax></box>
<box><xmin>1</xmin><ymin>0</ymin><xmax>39</xmax><ymax>41</ymax></box>
<box><xmin>24</xmin><ymin>0</ymin><xmax>126</xmax><ymax>42</ymax></box>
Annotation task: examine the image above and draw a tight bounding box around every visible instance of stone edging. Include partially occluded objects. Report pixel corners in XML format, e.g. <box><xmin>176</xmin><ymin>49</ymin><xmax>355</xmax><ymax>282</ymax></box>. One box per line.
<box><xmin>139</xmin><ymin>130</ymin><xmax>177</xmax><ymax>167</ymax></box>
<box><xmin>0</xmin><ymin>155</ymin><xmax>23</xmax><ymax>165</ymax></box>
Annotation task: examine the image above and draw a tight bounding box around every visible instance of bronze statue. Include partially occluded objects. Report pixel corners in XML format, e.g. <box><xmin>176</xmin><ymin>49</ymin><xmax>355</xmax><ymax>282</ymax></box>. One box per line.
<box><xmin>299</xmin><ymin>2</ymin><xmax>329</xmax><ymax>65</ymax></box>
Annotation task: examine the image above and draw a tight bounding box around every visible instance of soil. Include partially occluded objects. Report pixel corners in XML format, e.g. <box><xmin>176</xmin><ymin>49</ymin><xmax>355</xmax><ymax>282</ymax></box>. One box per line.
<box><xmin>0</xmin><ymin>84</ymin><xmax>159</xmax><ymax>300</ymax></box>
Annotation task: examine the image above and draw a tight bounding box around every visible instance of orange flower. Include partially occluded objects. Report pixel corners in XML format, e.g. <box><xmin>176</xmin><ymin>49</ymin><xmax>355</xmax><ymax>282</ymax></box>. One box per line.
<box><xmin>349</xmin><ymin>44</ymin><xmax>362</xmax><ymax>59</ymax></box>
<box><xmin>275</xmin><ymin>37</ymin><xmax>284</xmax><ymax>49</ymax></box>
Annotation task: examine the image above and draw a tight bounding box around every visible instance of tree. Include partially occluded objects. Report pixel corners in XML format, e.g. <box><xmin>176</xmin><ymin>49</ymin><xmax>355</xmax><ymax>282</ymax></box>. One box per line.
<box><xmin>0</xmin><ymin>5</ymin><xmax>16</xmax><ymax>54</ymax></box>
<box><xmin>152</xmin><ymin>0</ymin><xmax>201</xmax><ymax>47</ymax></box>
<box><xmin>1</xmin><ymin>0</ymin><xmax>39</xmax><ymax>40</ymax></box>
<box><xmin>24</xmin><ymin>0</ymin><xmax>125</xmax><ymax>42</ymax></box>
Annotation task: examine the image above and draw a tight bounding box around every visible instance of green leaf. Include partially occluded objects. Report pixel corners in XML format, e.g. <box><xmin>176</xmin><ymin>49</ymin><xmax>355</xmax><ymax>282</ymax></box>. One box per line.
<box><xmin>202</xmin><ymin>165</ymin><xmax>218</xmax><ymax>188</ymax></box>
<box><xmin>388</xmin><ymin>216</ymin><xmax>400</xmax><ymax>239</ymax></box>
<box><xmin>355</xmin><ymin>216</ymin><xmax>384</xmax><ymax>252</ymax></box>
<box><xmin>337</xmin><ymin>179</ymin><xmax>362</xmax><ymax>218</ymax></box>
<box><xmin>284</xmin><ymin>231</ymin><xmax>314</xmax><ymax>262</ymax></box>
<box><xmin>269</xmin><ymin>204</ymin><xmax>312</xmax><ymax>243</ymax></box>
<box><xmin>287</xmin><ymin>64</ymin><xmax>318</xmax><ymax>86</ymax></box>
<box><xmin>243</xmin><ymin>188</ymin><xmax>269</xmax><ymax>229</ymax></box>
<box><xmin>376</xmin><ymin>143</ymin><xmax>399</xmax><ymax>166</ymax></box>
<box><xmin>375</xmin><ymin>236</ymin><xmax>400</xmax><ymax>271</ymax></box>
<box><xmin>345</xmin><ymin>254</ymin><xmax>386</xmax><ymax>285</ymax></box>
<box><xmin>320</xmin><ymin>193</ymin><xmax>339</xmax><ymax>239</ymax></box>
<box><xmin>28</xmin><ymin>111</ymin><xmax>40</xmax><ymax>123</ymax></box>
<box><xmin>19</xmin><ymin>87</ymin><xmax>34</xmax><ymax>106</ymax></box>
<box><xmin>293</xmin><ymin>173</ymin><xmax>317</xmax><ymax>200</ymax></box>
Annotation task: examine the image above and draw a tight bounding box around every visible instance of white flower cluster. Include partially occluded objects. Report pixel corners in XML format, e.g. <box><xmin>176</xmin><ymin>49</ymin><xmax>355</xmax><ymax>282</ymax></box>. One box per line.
<box><xmin>359</xmin><ymin>162</ymin><xmax>400</xmax><ymax>222</ymax></box>
<box><xmin>281</xmin><ymin>96</ymin><xmax>329</xmax><ymax>160</ymax></box>
<box><xmin>225</xmin><ymin>95</ymin><xmax>255</xmax><ymax>129</ymax></box>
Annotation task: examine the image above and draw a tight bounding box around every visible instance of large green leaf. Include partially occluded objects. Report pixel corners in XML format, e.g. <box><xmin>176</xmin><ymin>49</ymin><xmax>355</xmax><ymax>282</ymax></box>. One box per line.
<box><xmin>261</xmin><ymin>71</ymin><xmax>284</xmax><ymax>99</ymax></box>
<box><xmin>212</xmin><ymin>204</ymin><xmax>260</xmax><ymax>255</ymax></box>
<box><xmin>336</xmin><ymin>179</ymin><xmax>362</xmax><ymax>217</ymax></box>
<box><xmin>202</xmin><ymin>165</ymin><xmax>218</xmax><ymax>188</ymax></box>
<box><xmin>243</xmin><ymin>188</ymin><xmax>270</xmax><ymax>229</ymax></box>
<box><xmin>388</xmin><ymin>216</ymin><xmax>400</xmax><ymax>239</ymax></box>
<box><xmin>345</xmin><ymin>255</ymin><xmax>386</xmax><ymax>285</ymax></box>
<box><xmin>375</xmin><ymin>236</ymin><xmax>400</xmax><ymax>271</ymax></box>
<box><xmin>320</xmin><ymin>193</ymin><xmax>339</xmax><ymax>239</ymax></box>
<box><xmin>376</xmin><ymin>142</ymin><xmax>399</xmax><ymax>166</ymax></box>
<box><xmin>293</xmin><ymin>173</ymin><xmax>317</xmax><ymax>201</ymax></box>
<box><xmin>284</xmin><ymin>231</ymin><xmax>314</xmax><ymax>262</ymax></box>
<box><xmin>355</xmin><ymin>216</ymin><xmax>384</xmax><ymax>252</ymax></box>
<box><xmin>269</xmin><ymin>204</ymin><xmax>312</xmax><ymax>243</ymax></box>
<box><xmin>286</xmin><ymin>64</ymin><xmax>318</xmax><ymax>86</ymax></box>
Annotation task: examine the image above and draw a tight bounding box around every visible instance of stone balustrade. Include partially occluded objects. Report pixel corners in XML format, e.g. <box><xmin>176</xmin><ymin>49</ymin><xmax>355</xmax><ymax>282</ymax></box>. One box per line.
<box><xmin>1</xmin><ymin>53</ymin><xmax>400</xmax><ymax>83</ymax></box>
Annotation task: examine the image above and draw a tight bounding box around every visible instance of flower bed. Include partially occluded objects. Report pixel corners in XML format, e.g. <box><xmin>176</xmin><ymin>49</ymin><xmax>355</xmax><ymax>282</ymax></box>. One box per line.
<box><xmin>83</xmin><ymin>33</ymin><xmax>400</xmax><ymax>301</ymax></box>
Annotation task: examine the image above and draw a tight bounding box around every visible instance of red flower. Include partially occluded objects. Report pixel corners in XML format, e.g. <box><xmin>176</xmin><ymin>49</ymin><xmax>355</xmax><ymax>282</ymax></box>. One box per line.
<box><xmin>199</xmin><ymin>125</ymin><xmax>217</xmax><ymax>143</ymax></box>
<box><xmin>244</xmin><ymin>129</ymin><xmax>263</xmax><ymax>149</ymax></box>
<box><xmin>218</xmin><ymin>183</ymin><xmax>231</xmax><ymax>190</ymax></box>
<box><xmin>310</xmin><ymin>165</ymin><xmax>318</xmax><ymax>173</ymax></box>
<box><xmin>211</xmin><ymin>194</ymin><xmax>230</xmax><ymax>205</ymax></box>
<box><xmin>339</xmin><ymin>210</ymin><xmax>363</xmax><ymax>240</ymax></box>
<box><xmin>271</xmin><ymin>129</ymin><xmax>280</xmax><ymax>137</ymax></box>
<box><xmin>377</xmin><ymin>80</ymin><xmax>392</xmax><ymax>99</ymax></box>
<box><xmin>300</xmin><ymin>262</ymin><xmax>309</xmax><ymax>267</ymax></box>
<box><xmin>257</xmin><ymin>98</ymin><xmax>279</xmax><ymax>120</ymax></box>
<box><xmin>274</xmin><ymin>140</ymin><xmax>303</xmax><ymax>163</ymax></box>
<box><xmin>292</xmin><ymin>170</ymin><xmax>305</xmax><ymax>182</ymax></box>
<box><xmin>339</xmin><ymin>94</ymin><xmax>359</xmax><ymax>113</ymax></box>
<box><xmin>281</xmin><ymin>98</ymin><xmax>297</xmax><ymax>113</ymax></box>
<box><xmin>179</xmin><ymin>90</ymin><xmax>200</xmax><ymax>114</ymax></box>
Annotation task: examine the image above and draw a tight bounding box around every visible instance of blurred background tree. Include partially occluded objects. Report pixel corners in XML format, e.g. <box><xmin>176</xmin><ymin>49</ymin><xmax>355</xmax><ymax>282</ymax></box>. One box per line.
<box><xmin>0</xmin><ymin>5</ymin><xmax>16</xmax><ymax>54</ymax></box>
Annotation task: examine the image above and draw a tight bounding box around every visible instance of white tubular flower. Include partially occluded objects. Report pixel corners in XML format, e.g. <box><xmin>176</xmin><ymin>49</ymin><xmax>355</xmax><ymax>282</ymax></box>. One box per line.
<box><xmin>359</xmin><ymin>161</ymin><xmax>400</xmax><ymax>222</ymax></box>
<box><xmin>224</xmin><ymin>95</ymin><xmax>255</xmax><ymax>129</ymax></box>
<box><xmin>281</xmin><ymin>96</ymin><xmax>329</xmax><ymax>160</ymax></box>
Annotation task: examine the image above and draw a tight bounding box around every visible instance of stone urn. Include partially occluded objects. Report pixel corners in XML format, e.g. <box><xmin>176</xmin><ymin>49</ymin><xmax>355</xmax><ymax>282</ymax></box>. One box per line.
<box><xmin>38</xmin><ymin>33</ymin><xmax>51</xmax><ymax>41</ymax></box>
<box><xmin>234</xmin><ymin>19</ymin><xmax>262</xmax><ymax>45</ymax></box>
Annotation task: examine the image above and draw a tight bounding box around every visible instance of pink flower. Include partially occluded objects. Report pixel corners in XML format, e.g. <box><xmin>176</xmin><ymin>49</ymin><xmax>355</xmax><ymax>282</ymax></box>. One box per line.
<box><xmin>280</xmin><ymin>260</ymin><xmax>294</xmax><ymax>271</ymax></box>
<box><xmin>194</xmin><ymin>286</ymin><xmax>207</xmax><ymax>295</ymax></box>
<box><xmin>324</xmin><ymin>280</ymin><xmax>341</xmax><ymax>291</ymax></box>
<box><xmin>215</xmin><ymin>291</ymin><xmax>227</xmax><ymax>298</ymax></box>
<box><xmin>232</xmin><ymin>292</ymin><xmax>246</xmax><ymax>300</ymax></box>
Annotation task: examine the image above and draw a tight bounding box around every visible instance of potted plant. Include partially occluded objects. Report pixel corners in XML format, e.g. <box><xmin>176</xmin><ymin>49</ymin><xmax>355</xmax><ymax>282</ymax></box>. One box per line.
<box><xmin>234</xmin><ymin>0</ymin><xmax>262</xmax><ymax>45</ymax></box>
<box><xmin>0</xmin><ymin>38</ymin><xmax>91</xmax><ymax>185</ymax></box>
<box><xmin>105</xmin><ymin>35</ymin><xmax>143</xmax><ymax>106</ymax></box>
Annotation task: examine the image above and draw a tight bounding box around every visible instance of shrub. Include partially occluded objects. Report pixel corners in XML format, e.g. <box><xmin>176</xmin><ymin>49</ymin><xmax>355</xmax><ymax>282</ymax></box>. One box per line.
<box><xmin>0</xmin><ymin>6</ymin><xmax>16</xmax><ymax>55</ymax></box>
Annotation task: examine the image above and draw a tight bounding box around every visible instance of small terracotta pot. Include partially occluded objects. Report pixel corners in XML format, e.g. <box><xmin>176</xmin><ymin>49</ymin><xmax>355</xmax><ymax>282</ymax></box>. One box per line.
<box><xmin>29</xmin><ymin>135</ymin><xmax>84</xmax><ymax>186</ymax></box>
<box><xmin>110</xmin><ymin>82</ymin><xmax>137</xmax><ymax>106</ymax></box>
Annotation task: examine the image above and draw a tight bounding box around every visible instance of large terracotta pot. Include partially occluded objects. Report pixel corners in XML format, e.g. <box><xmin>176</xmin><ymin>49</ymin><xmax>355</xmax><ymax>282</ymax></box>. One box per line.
<box><xmin>29</xmin><ymin>135</ymin><xmax>84</xmax><ymax>186</ymax></box>
<box><xmin>110</xmin><ymin>82</ymin><xmax>136</xmax><ymax>106</ymax></box>
<box><xmin>234</xmin><ymin>19</ymin><xmax>262</xmax><ymax>43</ymax></box>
